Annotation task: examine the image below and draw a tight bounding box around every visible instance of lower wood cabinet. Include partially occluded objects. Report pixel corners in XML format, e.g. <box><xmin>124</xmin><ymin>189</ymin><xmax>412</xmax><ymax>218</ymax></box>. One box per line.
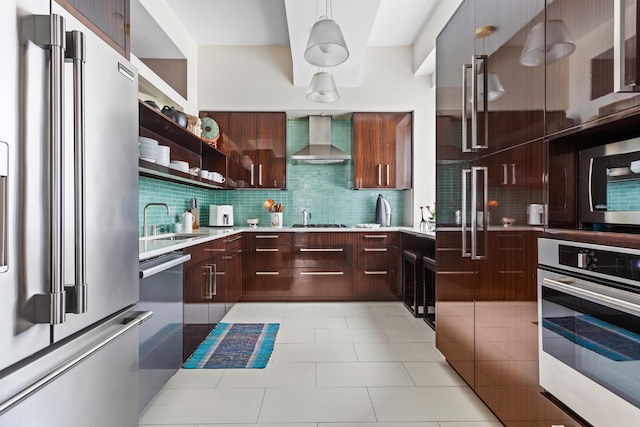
<box><xmin>183</xmin><ymin>235</ymin><xmax>243</xmax><ymax>324</ymax></box>
<box><xmin>242</xmin><ymin>231</ymin><xmax>402</xmax><ymax>301</ymax></box>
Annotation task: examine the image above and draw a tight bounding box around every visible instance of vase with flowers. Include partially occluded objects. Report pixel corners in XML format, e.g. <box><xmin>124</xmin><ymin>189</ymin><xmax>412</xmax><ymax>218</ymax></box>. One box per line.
<box><xmin>424</xmin><ymin>203</ymin><xmax>436</xmax><ymax>232</ymax></box>
<box><xmin>264</xmin><ymin>199</ymin><xmax>285</xmax><ymax>228</ymax></box>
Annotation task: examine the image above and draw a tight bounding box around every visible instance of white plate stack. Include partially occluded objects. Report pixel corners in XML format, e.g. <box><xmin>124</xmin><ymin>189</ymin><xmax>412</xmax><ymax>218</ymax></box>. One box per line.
<box><xmin>156</xmin><ymin>145</ymin><xmax>170</xmax><ymax>167</ymax></box>
<box><xmin>139</xmin><ymin>137</ymin><xmax>158</xmax><ymax>163</ymax></box>
<box><xmin>169</xmin><ymin>160</ymin><xmax>189</xmax><ymax>173</ymax></box>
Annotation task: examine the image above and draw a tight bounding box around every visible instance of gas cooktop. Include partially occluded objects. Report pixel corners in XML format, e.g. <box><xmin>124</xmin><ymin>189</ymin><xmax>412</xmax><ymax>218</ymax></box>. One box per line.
<box><xmin>291</xmin><ymin>224</ymin><xmax>350</xmax><ymax>228</ymax></box>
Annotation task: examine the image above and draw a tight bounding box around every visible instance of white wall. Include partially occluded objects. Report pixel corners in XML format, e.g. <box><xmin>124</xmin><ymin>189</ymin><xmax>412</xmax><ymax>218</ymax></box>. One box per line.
<box><xmin>138</xmin><ymin>0</ymin><xmax>199</xmax><ymax>115</ymax></box>
<box><xmin>198</xmin><ymin>46</ymin><xmax>436</xmax><ymax>226</ymax></box>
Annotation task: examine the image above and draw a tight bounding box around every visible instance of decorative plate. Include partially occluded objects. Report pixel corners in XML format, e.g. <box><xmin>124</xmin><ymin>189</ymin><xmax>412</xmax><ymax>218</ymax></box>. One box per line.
<box><xmin>200</xmin><ymin>117</ymin><xmax>220</xmax><ymax>141</ymax></box>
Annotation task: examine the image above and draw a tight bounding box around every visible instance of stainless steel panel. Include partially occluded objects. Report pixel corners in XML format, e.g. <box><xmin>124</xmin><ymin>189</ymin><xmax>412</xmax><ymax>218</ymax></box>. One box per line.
<box><xmin>53</xmin><ymin>3</ymin><xmax>138</xmax><ymax>342</ymax></box>
<box><xmin>0</xmin><ymin>309</ymin><xmax>143</xmax><ymax>427</ymax></box>
<box><xmin>0</xmin><ymin>0</ymin><xmax>53</xmax><ymax>371</ymax></box>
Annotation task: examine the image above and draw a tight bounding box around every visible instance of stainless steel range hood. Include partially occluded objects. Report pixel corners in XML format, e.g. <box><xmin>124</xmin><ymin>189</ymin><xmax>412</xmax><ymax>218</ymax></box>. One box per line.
<box><xmin>291</xmin><ymin>115</ymin><xmax>351</xmax><ymax>164</ymax></box>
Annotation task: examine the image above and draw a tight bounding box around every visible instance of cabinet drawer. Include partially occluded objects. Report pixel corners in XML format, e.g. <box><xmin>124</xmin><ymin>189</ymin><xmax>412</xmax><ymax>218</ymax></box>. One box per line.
<box><xmin>291</xmin><ymin>245</ymin><xmax>352</xmax><ymax>268</ymax></box>
<box><xmin>355</xmin><ymin>246</ymin><xmax>397</xmax><ymax>268</ymax></box>
<box><xmin>249</xmin><ymin>232</ymin><xmax>292</xmax><ymax>248</ymax></box>
<box><xmin>243</xmin><ymin>267</ymin><xmax>290</xmax><ymax>298</ymax></box>
<box><xmin>223</xmin><ymin>233</ymin><xmax>244</xmax><ymax>251</ymax></box>
<box><xmin>356</xmin><ymin>231</ymin><xmax>398</xmax><ymax>246</ymax></box>
<box><xmin>354</xmin><ymin>268</ymin><xmax>397</xmax><ymax>298</ymax></box>
<box><xmin>248</xmin><ymin>246</ymin><xmax>291</xmax><ymax>269</ymax></box>
<box><xmin>290</xmin><ymin>268</ymin><xmax>353</xmax><ymax>297</ymax></box>
<box><xmin>293</xmin><ymin>232</ymin><xmax>350</xmax><ymax>245</ymax></box>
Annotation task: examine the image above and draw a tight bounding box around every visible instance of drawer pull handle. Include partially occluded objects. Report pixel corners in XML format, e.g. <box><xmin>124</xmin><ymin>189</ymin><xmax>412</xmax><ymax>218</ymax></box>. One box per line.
<box><xmin>364</xmin><ymin>234</ymin><xmax>387</xmax><ymax>239</ymax></box>
<box><xmin>364</xmin><ymin>248</ymin><xmax>387</xmax><ymax>252</ymax></box>
<box><xmin>256</xmin><ymin>235</ymin><xmax>280</xmax><ymax>239</ymax></box>
<box><xmin>299</xmin><ymin>248</ymin><xmax>343</xmax><ymax>252</ymax></box>
<box><xmin>225</xmin><ymin>235</ymin><xmax>243</xmax><ymax>243</ymax></box>
<box><xmin>256</xmin><ymin>271</ymin><xmax>279</xmax><ymax>276</ymax></box>
<box><xmin>300</xmin><ymin>271</ymin><xmax>344</xmax><ymax>276</ymax></box>
<box><xmin>364</xmin><ymin>271</ymin><xmax>388</xmax><ymax>275</ymax></box>
<box><xmin>256</xmin><ymin>248</ymin><xmax>279</xmax><ymax>252</ymax></box>
<box><xmin>204</xmin><ymin>248</ymin><xmax>226</xmax><ymax>252</ymax></box>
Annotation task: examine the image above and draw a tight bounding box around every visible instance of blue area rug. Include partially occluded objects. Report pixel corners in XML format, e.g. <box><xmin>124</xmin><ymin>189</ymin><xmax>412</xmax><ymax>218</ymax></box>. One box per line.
<box><xmin>183</xmin><ymin>323</ymin><xmax>279</xmax><ymax>369</ymax></box>
<box><xmin>543</xmin><ymin>314</ymin><xmax>640</xmax><ymax>361</ymax></box>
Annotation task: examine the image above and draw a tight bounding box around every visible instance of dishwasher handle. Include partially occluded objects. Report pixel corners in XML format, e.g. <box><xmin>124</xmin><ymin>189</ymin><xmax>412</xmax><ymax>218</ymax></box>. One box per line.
<box><xmin>139</xmin><ymin>254</ymin><xmax>191</xmax><ymax>279</ymax></box>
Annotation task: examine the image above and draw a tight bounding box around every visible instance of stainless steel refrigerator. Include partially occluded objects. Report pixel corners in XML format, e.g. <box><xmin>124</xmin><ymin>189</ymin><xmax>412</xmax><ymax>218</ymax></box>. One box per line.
<box><xmin>0</xmin><ymin>0</ymin><xmax>145</xmax><ymax>425</ymax></box>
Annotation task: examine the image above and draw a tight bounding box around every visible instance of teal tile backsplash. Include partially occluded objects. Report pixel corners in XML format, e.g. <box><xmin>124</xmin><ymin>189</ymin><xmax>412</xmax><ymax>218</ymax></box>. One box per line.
<box><xmin>139</xmin><ymin>118</ymin><xmax>405</xmax><ymax>229</ymax></box>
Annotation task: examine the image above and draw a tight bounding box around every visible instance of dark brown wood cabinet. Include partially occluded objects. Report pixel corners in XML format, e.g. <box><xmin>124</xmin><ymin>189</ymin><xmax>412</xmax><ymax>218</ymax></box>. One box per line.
<box><xmin>353</xmin><ymin>232</ymin><xmax>399</xmax><ymax>298</ymax></box>
<box><xmin>201</xmin><ymin>112</ymin><xmax>286</xmax><ymax>189</ymax></box>
<box><xmin>242</xmin><ymin>231</ymin><xmax>402</xmax><ymax>301</ymax></box>
<box><xmin>243</xmin><ymin>232</ymin><xmax>292</xmax><ymax>299</ymax></box>
<box><xmin>436</xmin><ymin>1</ymin><xmax>577</xmax><ymax>425</ymax></box>
<box><xmin>546</xmin><ymin>0</ymin><xmax>640</xmax><ymax>136</ymax></box>
<box><xmin>353</xmin><ymin>112</ymin><xmax>412</xmax><ymax>189</ymax></box>
<box><xmin>183</xmin><ymin>236</ymin><xmax>243</xmax><ymax>324</ymax></box>
<box><xmin>56</xmin><ymin>0</ymin><xmax>129</xmax><ymax>58</ymax></box>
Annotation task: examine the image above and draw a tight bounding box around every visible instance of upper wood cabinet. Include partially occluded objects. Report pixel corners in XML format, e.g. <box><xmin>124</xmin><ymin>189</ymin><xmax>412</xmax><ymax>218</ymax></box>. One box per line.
<box><xmin>353</xmin><ymin>112</ymin><xmax>412</xmax><ymax>189</ymax></box>
<box><xmin>201</xmin><ymin>112</ymin><xmax>286</xmax><ymax>189</ymax></box>
<box><xmin>546</xmin><ymin>0</ymin><xmax>640</xmax><ymax>136</ymax></box>
<box><xmin>56</xmin><ymin>0</ymin><xmax>129</xmax><ymax>58</ymax></box>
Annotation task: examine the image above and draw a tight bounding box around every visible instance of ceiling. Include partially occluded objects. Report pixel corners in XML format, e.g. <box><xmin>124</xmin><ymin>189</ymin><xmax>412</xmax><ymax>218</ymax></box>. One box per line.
<box><xmin>131</xmin><ymin>0</ymin><xmax>440</xmax><ymax>88</ymax></box>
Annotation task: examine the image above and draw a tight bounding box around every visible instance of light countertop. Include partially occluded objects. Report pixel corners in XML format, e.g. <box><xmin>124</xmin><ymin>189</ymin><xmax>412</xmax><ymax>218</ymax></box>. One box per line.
<box><xmin>139</xmin><ymin>226</ymin><xmax>435</xmax><ymax>260</ymax></box>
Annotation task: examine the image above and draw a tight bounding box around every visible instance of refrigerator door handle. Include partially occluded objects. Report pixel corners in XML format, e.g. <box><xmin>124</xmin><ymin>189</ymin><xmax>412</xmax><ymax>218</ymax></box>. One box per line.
<box><xmin>0</xmin><ymin>142</ymin><xmax>7</xmax><ymax>273</ymax></box>
<box><xmin>64</xmin><ymin>30</ymin><xmax>88</xmax><ymax>315</ymax></box>
<box><xmin>0</xmin><ymin>311</ymin><xmax>153</xmax><ymax>415</ymax></box>
<box><xmin>29</xmin><ymin>14</ymin><xmax>67</xmax><ymax>325</ymax></box>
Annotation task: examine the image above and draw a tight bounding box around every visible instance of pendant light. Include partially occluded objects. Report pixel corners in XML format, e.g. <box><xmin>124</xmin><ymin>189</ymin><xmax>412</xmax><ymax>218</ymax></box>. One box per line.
<box><xmin>306</xmin><ymin>70</ymin><xmax>339</xmax><ymax>103</ymax></box>
<box><xmin>304</xmin><ymin>0</ymin><xmax>349</xmax><ymax>67</ymax></box>
<box><xmin>520</xmin><ymin>20</ymin><xmax>575</xmax><ymax>66</ymax></box>
<box><xmin>473</xmin><ymin>72</ymin><xmax>505</xmax><ymax>102</ymax></box>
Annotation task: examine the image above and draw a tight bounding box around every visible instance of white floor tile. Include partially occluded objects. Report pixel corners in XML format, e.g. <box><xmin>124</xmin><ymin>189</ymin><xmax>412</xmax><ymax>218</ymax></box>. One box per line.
<box><xmin>282</xmin><ymin>316</ymin><xmax>348</xmax><ymax>329</ymax></box>
<box><xmin>354</xmin><ymin>342</ymin><xmax>443</xmax><ymax>362</ymax></box>
<box><xmin>368</xmin><ymin>386</ymin><xmax>498</xmax><ymax>422</ymax></box>
<box><xmin>138</xmin><ymin>388</ymin><xmax>264</xmax><ymax>425</ymax></box>
<box><xmin>275</xmin><ymin>327</ymin><xmax>316</xmax><ymax>343</ymax></box>
<box><xmin>321</xmin><ymin>423</ymin><xmax>438</xmax><ymax>427</ymax></box>
<box><xmin>138</xmin><ymin>425</ymin><xmax>194</xmax><ymax>427</ymax></box>
<box><xmin>403</xmin><ymin>361</ymin><xmax>467</xmax><ymax>386</ymax></box>
<box><xmin>315</xmin><ymin>328</ymin><xmax>389</xmax><ymax>343</ymax></box>
<box><xmin>217</xmin><ymin>362</ymin><xmax>316</xmax><ymax>388</ymax></box>
<box><xmin>437</xmin><ymin>422</ymin><xmax>504</xmax><ymax>427</ymax></box>
<box><xmin>259</xmin><ymin>387</ymin><xmax>376</xmax><ymax>423</ymax></box>
<box><xmin>314</xmin><ymin>304</ymin><xmax>374</xmax><ymax>317</ymax></box>
<box><xmin>163</xmin><ymin>368</ymin><xmax>223</xmax><ymax>389</ymax></box>
<box><xmin>346</xmin><ymin>315</ymin><xmax>415</xmax><ymax>329</ymax></box>
<box><xmin>383</xmin><ymin>327</ymin><xmax>435</xmax><ymax>343</ymax></box>
<box><xmin>317</xmin><ymin>362</ymin><xmax>414</xmax><ymax>387</ymax></box>
<box><xmin>272</xmin><ymin>343</ymin><xmax>357</xmax><ymax>363</ymax></box>
<box><xmin>370</xmin><ymin>305</ymin><xmax>415</xmax><ymax>317</ymax></box>
<box><xmin>200</xmin><ymin>424</ymin><xmax>316</xmax><ymax>427</ymax></box>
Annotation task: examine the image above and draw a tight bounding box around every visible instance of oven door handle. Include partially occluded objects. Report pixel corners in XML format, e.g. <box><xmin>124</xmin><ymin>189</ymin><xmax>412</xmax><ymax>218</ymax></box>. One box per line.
<box><xmin>543</xmin><ymin>277</ymin><xmax>640</xmax><ymax>316</ymax></box>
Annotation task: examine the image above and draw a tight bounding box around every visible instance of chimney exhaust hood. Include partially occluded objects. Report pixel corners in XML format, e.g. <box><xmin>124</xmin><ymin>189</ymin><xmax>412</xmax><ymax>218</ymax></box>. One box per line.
<box><xmin>291</xmin><ymin>115</ymin><xmax>351</xmax><ymax>164</ymax></box>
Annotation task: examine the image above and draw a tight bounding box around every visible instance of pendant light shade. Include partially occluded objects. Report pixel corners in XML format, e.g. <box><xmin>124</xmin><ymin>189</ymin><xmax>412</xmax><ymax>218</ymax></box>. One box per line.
<box><xmin>471</xmin><ymin>72</ymin><xmax>505</xmax><ymax>102</ymax></box>
<box><xmin>306</xmin><ymin>71</ymin><xmax>339</xmax><ymax>103</ymax></box>
<box><xmin>305</xmin><ymin>18</ymin><xmax>349</xmax><ymax>67</ymax></box>
<box><xmin>520</xmin><ymin>20</ymin><xmax>575</xmax><ymax>66</ymax></box>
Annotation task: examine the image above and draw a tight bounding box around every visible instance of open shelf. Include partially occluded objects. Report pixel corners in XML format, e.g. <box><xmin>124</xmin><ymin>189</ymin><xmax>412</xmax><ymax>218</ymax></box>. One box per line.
<box><xmin>139</xmin><ymin>160</ymin><xmax>225</xmax><ymax>189</ymax></box>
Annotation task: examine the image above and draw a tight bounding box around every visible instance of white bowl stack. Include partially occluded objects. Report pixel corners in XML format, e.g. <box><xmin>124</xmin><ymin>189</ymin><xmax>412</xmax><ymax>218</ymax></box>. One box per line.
<box><xmin>139</xmin><ymin>137</ymin><xmax>158</xmax><ymax>163</ymax></box>
<box><xmin>169</xmin><ymin>160</ymin><xmax>189</xmax><ymax>173</ymax></box>
<box><xmin>156</xmin><ymin>145</ymin><xmax>170</xmax><ymax>167</ymax></box>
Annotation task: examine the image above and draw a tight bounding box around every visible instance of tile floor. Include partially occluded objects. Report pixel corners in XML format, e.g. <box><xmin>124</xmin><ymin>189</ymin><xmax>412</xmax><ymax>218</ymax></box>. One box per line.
<box><xmin>139</xmin><ymin>301</ymin><xmax>501</xmax><ymax>427</ymax></box>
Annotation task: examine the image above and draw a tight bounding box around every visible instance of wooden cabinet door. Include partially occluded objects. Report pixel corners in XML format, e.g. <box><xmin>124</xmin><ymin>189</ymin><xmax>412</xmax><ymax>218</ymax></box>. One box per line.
<box><xmin>353</xmin><ymin>113</ymin><xmax>383</xmax><ymax>188</ymax></box>
<box><xmin>386</xmin><ymin>112</ymin><xmax>412</xmax><ymax>189</ymax></box>
<box><xmin>57</xmin><ymin>0</ymin><xmax>129</xmax><ymax>58</ymax></box>
<box><xmin>228</xmin><ymin>113</ymin><xmax>255</xmax><ymax>188</ymax></box>
<box><xmin>256</xmin><ymin>113</ymin><xmax>286</xmax><ymax>189</ymax></box>
<box><xmin>546</xmin><ymin>0</ymin><xmax>640</xmax><ymax>135</ymax></box>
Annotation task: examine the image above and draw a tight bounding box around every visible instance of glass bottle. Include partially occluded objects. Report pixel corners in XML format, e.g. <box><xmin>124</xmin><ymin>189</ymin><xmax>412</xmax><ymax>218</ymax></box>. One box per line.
<box><xmin>419</xmin><ymin>206</ymin><xmax>427</xmax><ymax>232</ymax></box>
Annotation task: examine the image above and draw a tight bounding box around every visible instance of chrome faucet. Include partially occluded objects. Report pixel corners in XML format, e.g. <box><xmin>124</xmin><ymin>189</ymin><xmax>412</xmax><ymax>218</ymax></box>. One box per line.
<box><xmin>143</xmin><ymin>203</ymin><xmax>171</xmax><ymax>237</ymax></box>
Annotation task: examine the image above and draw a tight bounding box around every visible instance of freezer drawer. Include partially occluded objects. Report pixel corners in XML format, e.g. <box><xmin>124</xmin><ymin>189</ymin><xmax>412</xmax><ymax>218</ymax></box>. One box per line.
<box><xmin>0</xmin><ymin>309</ymin><xmax>150</xmax><ymax>427</ymax></box>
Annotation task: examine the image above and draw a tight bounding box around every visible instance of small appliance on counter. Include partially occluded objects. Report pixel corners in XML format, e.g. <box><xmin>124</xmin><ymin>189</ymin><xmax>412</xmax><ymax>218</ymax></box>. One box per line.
<box><xmin>210</xmin><ymin>205</ymin><xmax>234</xmax><ymax>226</ymax></box>
<box><xmin>527</xmin><ymin>204</ymin><xmax>543</xmax><ymax>225</ymax></box>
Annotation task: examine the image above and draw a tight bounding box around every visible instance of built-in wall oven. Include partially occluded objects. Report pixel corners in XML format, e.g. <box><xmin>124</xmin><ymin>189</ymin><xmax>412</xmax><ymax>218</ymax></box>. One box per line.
<box><xmin>538</xmin><ymin>238</ymin><xmax>640</xmax><ymax>426</ymax></box>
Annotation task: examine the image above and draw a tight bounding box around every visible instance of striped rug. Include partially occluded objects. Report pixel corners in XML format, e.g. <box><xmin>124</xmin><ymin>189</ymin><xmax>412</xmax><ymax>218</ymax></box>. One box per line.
<box><xmin>183</xmin><ymin>323</ymin><xmax>279</xmax><ymax>369</ymax></box>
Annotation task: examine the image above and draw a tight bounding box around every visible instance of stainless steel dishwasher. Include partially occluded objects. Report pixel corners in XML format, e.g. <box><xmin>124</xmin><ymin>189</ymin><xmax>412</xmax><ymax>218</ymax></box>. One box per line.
<box><xmin>138</xmin><ymin>251</ymin><xmax>191</xmax><ymax>415</ymax></box>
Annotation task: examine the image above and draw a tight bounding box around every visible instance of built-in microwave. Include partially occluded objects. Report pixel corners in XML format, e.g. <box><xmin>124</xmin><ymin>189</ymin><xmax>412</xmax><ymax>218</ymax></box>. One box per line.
<box><xmin>579</xmin><ymin>137</ymin><xmax>640</xmax><ymax>227</ymax></box>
